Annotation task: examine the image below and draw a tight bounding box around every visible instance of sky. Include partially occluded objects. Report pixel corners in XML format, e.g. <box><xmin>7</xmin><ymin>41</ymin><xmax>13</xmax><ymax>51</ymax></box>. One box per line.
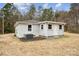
<box><xmin>0</xmin><ymin>3</ymin><xmax>5</xmax><ymax>9</ymax></box>
<box><xmin>34</xmin><ymin>3</ymin><xmax>70</xmax><ymax>11</ymax></box>
<box><xmin>0</xmin><ymin>3</ymin><xmax>71</xmax><ymax>15</ymax></box>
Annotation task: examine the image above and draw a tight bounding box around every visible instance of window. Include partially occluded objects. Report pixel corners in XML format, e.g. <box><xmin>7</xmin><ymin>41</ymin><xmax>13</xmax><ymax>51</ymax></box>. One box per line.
<box><xmin>41</xmin><ymin>25</ymin><xmax>43</xmax><ymax>29</ymax></box>
<box><xmin>48</xmin><ymin>24</ymin><xmax>52</xmax><ymax>29</ymax></box>
<box><xmin>59</xmin><ymin>25</ymin><xmax>62</xmax><ymax>29</ymax></box>
<box><xmin>28</xmin><ymin>25</ymin><xmax>32</xmax><ymax>31</ymax></box>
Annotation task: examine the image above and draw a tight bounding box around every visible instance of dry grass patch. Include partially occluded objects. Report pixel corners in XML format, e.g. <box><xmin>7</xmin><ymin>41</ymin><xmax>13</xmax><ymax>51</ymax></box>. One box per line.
<box><xmin>0</xmin><ymin>32</ymin><xmax>79</xmax><ymax>56</ymax></box>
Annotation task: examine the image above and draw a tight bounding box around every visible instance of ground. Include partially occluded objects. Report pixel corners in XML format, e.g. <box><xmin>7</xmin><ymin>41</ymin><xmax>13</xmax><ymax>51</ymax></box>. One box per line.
<box><xmin>0</xmin><ymin>32</ymin><xmax>79</xmax><ymax>56</ymax></box>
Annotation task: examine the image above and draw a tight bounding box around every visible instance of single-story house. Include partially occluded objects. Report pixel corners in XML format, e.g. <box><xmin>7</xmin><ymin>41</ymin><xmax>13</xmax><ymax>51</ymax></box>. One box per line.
<box><xmin>14</xmin><ymin>20</ymin><xmax>66</xmax><ymax>38</ymax></box>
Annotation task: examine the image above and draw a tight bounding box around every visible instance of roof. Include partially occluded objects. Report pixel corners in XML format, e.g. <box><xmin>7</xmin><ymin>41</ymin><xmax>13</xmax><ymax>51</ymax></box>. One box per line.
<box><xmin>14</xmin><ymin>20</ymin><xmax>66</xmax><ymax>27</ymax></box>
<box><xmin>14</xmin><ymin>20</ymin><xmax>39</xmax><ymax>27</ymax></box>
<box><xmin>39</xmin><ymin>21</ymin><xmax>66</xmax><ymax>25</ymax></box>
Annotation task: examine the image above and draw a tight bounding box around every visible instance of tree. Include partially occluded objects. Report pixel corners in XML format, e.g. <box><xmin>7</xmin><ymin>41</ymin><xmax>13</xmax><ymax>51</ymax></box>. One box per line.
<box><xmin>41</xmin><ymin>9</ymin><xmax>53</xmax><ymax>21</ymax></box>
<box><xmin>26</xmin><ymin>4</ymin><xmax>36</xmax><ymax>20</ymax></box>
<box><xmin>2</xmin><ymin>3</ymin><xmax>15</xmax><ymax>33</ymax></box>
<box><xmin>34</xmin><ymin>6</ymin><xmax>43</xmax><ymax>20</ymax></box>
<box><xmin>70</xmin><ymin>3</ymin><xmax>79</xmax><ymax>10</ymax></box>
<box><xmin>1</xmin><ymin>3</ymin><xmax>13</xmax><ymax>17</ymax></box>
<box><xmin>58</xmin><ymin>3</ymin><xmax>79</xmax><ymax>33</ymax></box>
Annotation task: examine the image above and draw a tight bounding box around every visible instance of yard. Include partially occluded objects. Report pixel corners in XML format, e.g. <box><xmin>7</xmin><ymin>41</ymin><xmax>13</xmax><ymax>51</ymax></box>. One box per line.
<box><xmin>0</xmin><ymin>32</ymin><xmax>79</xmax><ymax>56</ymax></box>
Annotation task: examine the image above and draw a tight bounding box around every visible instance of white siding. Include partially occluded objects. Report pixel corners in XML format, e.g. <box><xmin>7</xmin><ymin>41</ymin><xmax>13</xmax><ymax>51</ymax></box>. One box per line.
<box><xmin>46</xmin><ymin>24</ymin><xmax>64</xmax><ymax>36</ymax></box>
<box><xmin>47</xmin><ymin>24</ymin><xmax>58</xmax><ymax>36</ymax></box>
<box><xmin>15</xmin><ymin>23</ymin><xmax>64</xmax><ymax>38</ymax></box>
<box><xmin>15</xmin><ymin>24</ymin><xmax>40</xmax><ymax>38</ymax></box>
<box><xmin>39</xmin><ymin>24</ymin><xmax>47</xmax><ymax>36</ymax></box>
<box><xmin>32</xmin><ymin>24</ymin><xmax>40</xmax><ymax>37</ymax></box>
<box><xmin>58</xmin><ymin>25</ymin><xmax>64</xmax><ymax>35</ymax></box>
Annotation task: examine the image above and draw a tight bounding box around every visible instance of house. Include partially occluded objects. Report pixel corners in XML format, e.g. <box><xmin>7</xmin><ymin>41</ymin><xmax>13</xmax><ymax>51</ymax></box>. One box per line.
<box><xmin>14</xmin><ymin>20</ymin><xmax>66</xmax><ymax>38</ymax></box>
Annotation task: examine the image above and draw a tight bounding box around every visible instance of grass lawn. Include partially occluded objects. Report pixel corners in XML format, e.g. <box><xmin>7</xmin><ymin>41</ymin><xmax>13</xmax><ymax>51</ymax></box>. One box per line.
<box><xmin>0</xmin><ymin>32</ymin><xmax>79</xmax><ymax>56</ymax></box>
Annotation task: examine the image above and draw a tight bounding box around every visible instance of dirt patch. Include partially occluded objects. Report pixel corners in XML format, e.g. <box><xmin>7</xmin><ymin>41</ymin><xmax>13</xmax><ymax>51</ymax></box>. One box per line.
<box><xmin>0</xmin><ymin>32</ymin><xmax>79</xmax><ymax>56</ymax></box>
